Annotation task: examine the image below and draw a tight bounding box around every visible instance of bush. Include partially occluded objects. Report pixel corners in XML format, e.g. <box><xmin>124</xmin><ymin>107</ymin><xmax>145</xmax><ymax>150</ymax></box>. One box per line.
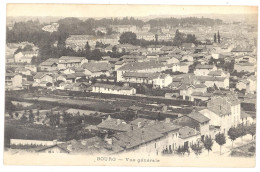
<box><xmin>248</xmin><ymin>146</ymin><xmax>255</xmax><ymax>153</ymax></box>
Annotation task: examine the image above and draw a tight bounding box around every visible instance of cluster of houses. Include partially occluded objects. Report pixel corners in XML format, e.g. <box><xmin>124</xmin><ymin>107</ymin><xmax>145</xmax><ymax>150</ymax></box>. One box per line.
<box><xmin>5</xmin><ymin>22</ymin><xmax>257</xmax><ymax>155</ymax></box>
<box><xmin>10</xmin><ymin>92</ymin><xmax>255</xmax><ymax>155</ymax></box>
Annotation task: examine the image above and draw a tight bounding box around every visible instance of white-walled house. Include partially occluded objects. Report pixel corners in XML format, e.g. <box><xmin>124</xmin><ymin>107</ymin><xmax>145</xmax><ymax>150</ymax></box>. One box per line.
<box><xmin>121</xmin><ymin>72</ymin><xmax>172</xmax><ymax>88</ymax></box>
<box><xmin>199</xmin><ymin>94</ymin><xmax>241</xmax><ymax>134</ymax></box>
<box><xmin>58</xmin><ymin>56</ymin><xmax>88</xmax><ymax>70</ymax></box>
<box><xmin>33</xmin><ymin>72</ymin><xmax>53</xmax><ymax>85</ymax></box>
<box><xmin>5</xmin><ymin>73</ymin><xmax>23</xmax><ymax>90</ymax></box>
<box><xmin>117</xmin><ymin>61</ymin><xmax>167</xmax><ymax>82</ymax></box>
<box><xmin>178</xmin><ymin>126</ymin><xmax>201</xmax><ymax>148</ymax></box>
<box><xmin>82</xmin><ymin>62</ymin><xmax>112</xmax><ymax>77</ymax></box>
<box><xmin>112</xmin><ymin>122</ymin><xmax>181</xmax><ymax>156</ymax></box>
<box><xmin>91</xmin><ymin>83</ymin><xmax>136</xmax><ymax>95</ymax></box>
<box><xmin>194</xmin><ymin>64</ymin><xmax>217</xmax><ymax>76</ymax></box>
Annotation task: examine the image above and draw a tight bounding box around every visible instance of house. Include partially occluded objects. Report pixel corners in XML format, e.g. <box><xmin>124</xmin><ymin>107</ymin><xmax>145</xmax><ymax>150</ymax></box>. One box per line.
<box><xmin>190</xmin><ymin>92</ymin><xmax>212</xmax><ymax>102</ymax></box>
<box><xmin>235</xmin><ymin>56</ymin><xmax>257</xmax><ymax>63</ymax></box>
<box><xmin>159</xmin><ymin>57</ymin><xmax>179</xmax><ymax>65</ymax></box>
<box><xmin>182</xmin><ymin>55</ymin><xmax>193</xmax><ymax>63</ymax></box>
<box><xmin>147</xmin><ymin>45</ymin><xmax>163</xmax><ymax>53</ymax></box>
<box><xmin>146</xmin><ymin>52</ymin><xmax>159</xmax><ymax>59</ymax></box>
<box><xmin>196</xmin><ymin>76</ymin><xmax>229</xmax><ymax>89</ymax></box>
<box><xmin>58</xmin><ymin>56</ymin><xmax>88</xmax><ymax>70</ymax></box>
<box><xmin>14</xmin><ymin>67</ymin><xmax>32</xmax><ymax>76</ymax></box>
<box><xmin>42</xmin><ymin>23</ymin><xmax>59</xmax><ymax>32</ymax></box>
<box><xmin>112</xmin><ymin>121</ymin><xmax>181</xmax><ymax>155</ymax></box>
<box><xmin>199</xmin><ymin>94</ymin><xmax>241</xmax><ymax>134</ymax></box>
<box><xmin>178</xmin><ymin>126</ymin><xmax>201</xmax><ymax>148</ymax></box>
<box><xmin>91</xmin><ymin>83</ymin><xmax>136</xmax><ymax>95</ymax></box>
<box><xmin>179</xmin><ymin>84</ymin><xmax>207</xmax><ymax>101</ymax></box>
<box><xmin>14</xmin><ymin>51</ymin><xmax>38</xmax><ymax>63</ymax></box>
<box><xmin>136</xmin><ymin>32</ymin><xmax>155</xmax><ymax>41</ymax></box>
<box><xmin>172</xmin><ymin>110</ymin><xmax>210</xmax><ymax>139</ymax></box>
<box><xmin>179</xmin><ymin>63</ymin><xmax>190</xmax><ymax>73</ymax></box>
<box><xmin>117</xmin><ymin>61</ymin><xmax>166</xmax><ymax>82</ymax></box>
<box><xmin>82</xmin><ymin>62</ymin><xmax>112</xmax><ymax>77</ymax></box>
<box><xmin>65</xmin><ymin>35</ymin><xmax>96</xmax><ymax>51</ymax></box>
<box><xmin>121</xmin><ymin>72</ymin><xmax>172</xmax><ymax>88</ymax></box>
<box><xmin>97</xmin><ymin>116</ymin><xmax>131</xmax><ymax>133</ymax></box>
<box><xmin>5</xmin><ymin>73</ymin><xmax>23</xmax><ymax>90</ymax></box>
<box><xmin>39</xmin><ymin>58</ymin><xmax>59</xmax><ymax>71</ymax></box>
<box><xmin>33</xmin><ymin>72</ymin><xmax>53</xmax><ymax>85</ymax></box>
<box><xmin>62</xmin><ymin>67</ymin><xmax>84</xmax><ymax>75</ymax></box>
<box><xmin>240</xmin><ymin>111</ymin><xmax>254</xmax><ymax>126</ymax></box>
<box><xmin>234</xmin><ymin>63</ymin><xmax>256</xmax><ymax>73</ymax></box>
<box><xmin>194</xmin><ymin>64</ymin><xmax>217</xmax><ymax>76</ymax></box>
<box><xmin>111</xmin><ymin>25</ymin><xmax>137</xmax><ymax>33</ymax></box>
<box><xmin>236</xmin><ymin>76</ymin><xmax>256</xmax><ymax>93</ymax></box>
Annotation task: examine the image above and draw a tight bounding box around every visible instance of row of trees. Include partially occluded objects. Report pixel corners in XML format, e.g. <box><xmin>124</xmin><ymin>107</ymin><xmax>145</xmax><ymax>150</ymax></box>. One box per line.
<box><xmin>214</xmin><ymin>31</ymin><xmax>221</xmax><ymax>43</ymax></box>
<box><xmin>228</xmin><ymin>124</ymin><xmax>256</xmax><ymax>148</ymax></box>
<box><xmin>175</xmin><ymin>126</ymin><xmax>255</xmax><ymax>157</ymax></box>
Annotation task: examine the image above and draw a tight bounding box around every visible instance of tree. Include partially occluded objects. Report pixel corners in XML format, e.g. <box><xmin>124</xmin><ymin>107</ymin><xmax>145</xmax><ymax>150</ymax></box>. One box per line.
<box><xmin>9</xmin><ymin>111</ymin><xmax>13</xmax><ymax>118</ymax></box>
<box><xmin>84</xmin><ymin>42</ymin><xmax>91</xmax><ymax>53</ymax></box>
<box><xmin>191</xmin><ymin>142</ymin><xmax>203</xmax><ymax>156</ymax></box>
<box><xmin>217</xmin><ymin>30</ymin><xmax>220</xmax><ymax>43</ymax></box>
<box><xmin>112</xmin><ymin>46</ymin><xmax>117</xmax><ymax>53</ymax></box>
<box><xmin>215</xmin><ymin>132</ymin><xmax>226</xmax><ymax>155</ymax></box>
<box><xmin>29</xmin><ymin>109</ymin><xmax>34</xmax><ymax>122</ymax></box>
<box><xmin>203</xmin><ymin>135</ymin><xmax>214</xmax><ymax>155</ymax></box>
<box><xmin>36</xmin><ymin>109</ymin><xmax>40</xmax><ymax>116</ymax></box>
<box><xmin>236</xmin><ymin>124</ymin><xmax>247</xmax><ymax>143</ymax></box>
<box><xmin>21</xmin><ymin>114</ymin><xmax>28</xmax><ymax>122</ymax></box>
<box><xmin>119</xmin><ymin>32</ymin><xmax>137</xmax><ymax>44</ymax></box>
<box><xmin>227</xmin><ymin>127</ymin><xmax>239</xmax><ymax>148</ymax></box>
<box><xmin>248</xmin><ymin>124</ymin><xmax>256</xmax><ymax>140</ymax></box>
<box><xmin>173</xmin><ymin>29</ymin><xmax>184</xmax><ymax>47</ymax></box>
<box><xmin>15</xmin><ymin>112</ymin><xmax>19</xmax><ymax>118</ymax></box>
<box><xmin>214</xmin><ymin>33</ymin><xmax>217</xmax><ymax>43</ymax></box>
<box><xmin>155</xmin><ymin>34</ymin><xmax>158</xmax><ymax>43</ymax></box>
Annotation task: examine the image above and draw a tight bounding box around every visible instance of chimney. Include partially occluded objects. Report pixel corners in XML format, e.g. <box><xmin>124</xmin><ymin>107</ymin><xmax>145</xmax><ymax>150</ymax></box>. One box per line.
<box><xmin>137</xmin><ymin>122</ymin><xmax>142</xmax><ymax>128</ymax></box>
<box><xmin>116</xmin><ymin>119</ymin><xmax>121</xmax><ymax>125</ymax></box>
<box><xmin>67</xmin><ymin>144</ymin><xmax>73</xmax><ymax>152</ymax></box>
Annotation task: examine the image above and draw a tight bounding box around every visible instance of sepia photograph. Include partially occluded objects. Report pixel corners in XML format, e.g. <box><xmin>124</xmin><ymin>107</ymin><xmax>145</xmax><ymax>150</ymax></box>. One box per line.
<box><xmin>3</xmin><ymin>3</ymin><xmax>258</xmax><ymax>167</ymax></box>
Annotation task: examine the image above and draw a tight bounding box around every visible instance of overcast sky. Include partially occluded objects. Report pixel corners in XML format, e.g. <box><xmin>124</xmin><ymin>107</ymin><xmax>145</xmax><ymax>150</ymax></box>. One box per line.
<box><xmin>7</xmin><ymin>4</ymin><xmax>257</xmax><ymax>18</ymax></box>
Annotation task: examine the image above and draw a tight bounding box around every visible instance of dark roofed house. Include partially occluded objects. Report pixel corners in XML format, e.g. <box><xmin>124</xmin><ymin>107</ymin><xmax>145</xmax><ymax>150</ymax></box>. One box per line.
<box><xmin>97</xmin><ymin>117</ymin><xmax>131</xmax><ymax>133</ymax></box>
<box><xmin>39</xmin><ymin>58</ymin><xmax>59</xmax><ymax>71</ymax></box>
<box><xmin>82</xmin><ymin>62</ymin><xmax>112</xmax><ymax>77</ymax></box>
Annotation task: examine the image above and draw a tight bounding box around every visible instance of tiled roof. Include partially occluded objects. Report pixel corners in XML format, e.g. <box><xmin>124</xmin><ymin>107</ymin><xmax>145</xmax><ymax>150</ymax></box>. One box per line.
<box><xmin>92</xmin><ymin>83</ymin><xmax>134</xmax><ymax>91</ymax></box>
<box><xmin>118</xmin><ymin>61</ymin><xmax>164</xmax><ymax>71</ymax></box>
<box><xmin>195</xmin><ymin>64</ymin><xmax>215</xmax><ymax>69</ymax></box>
<box><xmin>196</xmin><ymin>76</ymin><xmax>226</xmax><ymax>82</ymax></box>
<box><xmin>179</xmin><ymin>126</ymin><xmax>200</xmax><ymax>139</ymax></box>
<box><xmin>235</xmin><ymin>62</ymin><xmax>255</xmax><ymax>66</ymax></box>
<box><xmin>191</xmin><ymin>92</ymin><xmax>212</xmax><ymax>97</ymax></box>
<box><xmin>187</xmin><ymin>111</ymin><xmax>210</xmax><ymax>123</ymax></box>
<box><xmin>97</xmin><ymin>118</ymin><xmax>131</xmax><ymax>132</ymax></box>
<box><xmin>82</xmin><ymin>62</ymin><xmax>112</xmax><ymax>72</ymax></box>
<box><xmin>33</xmin><ymin>72</ymin><xmax>50</xmax><ymax>79</ymax></box>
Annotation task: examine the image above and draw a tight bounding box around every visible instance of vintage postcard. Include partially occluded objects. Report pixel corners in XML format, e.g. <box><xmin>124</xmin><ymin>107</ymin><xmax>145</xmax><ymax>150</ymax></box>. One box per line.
<box><xmin>4</xmin><ymin>4</ymin><xmax>257</xmax><ymax>167</ymax></box>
